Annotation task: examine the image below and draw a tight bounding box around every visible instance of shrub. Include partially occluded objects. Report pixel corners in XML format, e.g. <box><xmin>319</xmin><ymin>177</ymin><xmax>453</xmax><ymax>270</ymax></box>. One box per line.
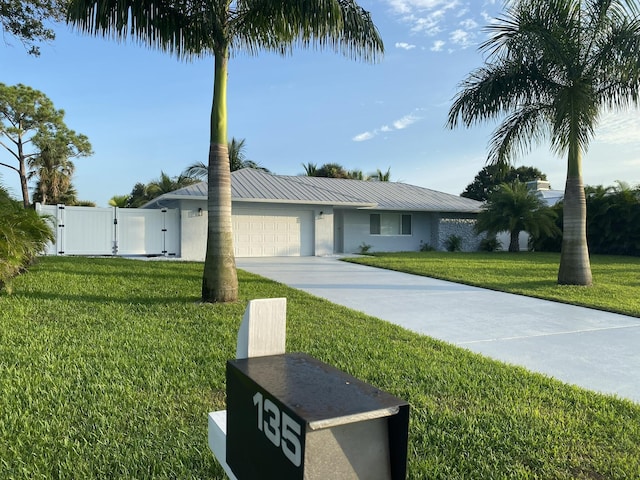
<box><xmin>479</xmin><ymin>237</ymin><xmax>502</xmax><ymax>252</ymax></box>
<box><xmin>357</xmin><ymin>242</ymin><xmax>372</xmax><ymax>254</ymax></box>
<box><xmin>445</xmin><ymin>234</ymin><xmax>463</xmax><ymax>252</ymax></box>
<box><xmin>419</xmin><ymin>240</ymin><xmax>435</xmax><ymax>252</ymax></box>
<box><xmin>0</xmin><ymin>185</ymin><xmax>54</xmax><ymax>291</ymax></box>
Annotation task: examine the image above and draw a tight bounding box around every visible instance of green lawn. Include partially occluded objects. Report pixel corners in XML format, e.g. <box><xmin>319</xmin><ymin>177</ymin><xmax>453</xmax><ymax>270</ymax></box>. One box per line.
<box><xmin>345</xmin><ymin>252</ymin><xmax>640</xmax><ymax>318</ymax></box>
<box><xmin>1</xmin><ymin>256</ymin><xmax>639</xmax><ymax>479</ymax></box>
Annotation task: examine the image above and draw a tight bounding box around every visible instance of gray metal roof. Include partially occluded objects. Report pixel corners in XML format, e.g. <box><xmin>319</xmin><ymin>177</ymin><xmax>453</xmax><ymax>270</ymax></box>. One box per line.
<box><xmin>145</xmin><ymin>168</ymin><xmax>483</xmax><ymax>213</ymax></box>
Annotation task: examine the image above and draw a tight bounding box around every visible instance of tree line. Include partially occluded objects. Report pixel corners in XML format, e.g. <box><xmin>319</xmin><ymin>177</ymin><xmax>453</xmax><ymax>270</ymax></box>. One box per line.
<box><xmin>531</xmin><ymin>182</ymin><xmax>640</xmax><ymax>257</ymax></box>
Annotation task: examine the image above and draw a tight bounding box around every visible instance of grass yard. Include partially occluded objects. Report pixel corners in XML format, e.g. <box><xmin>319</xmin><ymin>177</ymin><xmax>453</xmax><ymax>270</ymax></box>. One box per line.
<box><xmin>1</xmin><ymin>256</ymin><xmax>639</xmax><ymax>479</ymax></box>
<box><xmin>345</xmin><ymin>252</ymin><xmax>640</xmax><ymax>318</ymax></box>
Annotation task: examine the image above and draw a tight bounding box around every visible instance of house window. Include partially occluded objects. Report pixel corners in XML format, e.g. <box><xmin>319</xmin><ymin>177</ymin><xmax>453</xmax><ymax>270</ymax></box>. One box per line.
<box><xmin>369</xmin><ymin>214</ymin><xmax>412</xmax><ymax>236</ymax></box>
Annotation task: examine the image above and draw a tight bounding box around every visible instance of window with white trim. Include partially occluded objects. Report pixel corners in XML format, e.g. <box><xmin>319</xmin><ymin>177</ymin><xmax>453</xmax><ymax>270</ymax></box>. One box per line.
<box><xmin>369</xmin><ymin>213</ymin><xmax>412</xmax><ymax>236</ymax></box>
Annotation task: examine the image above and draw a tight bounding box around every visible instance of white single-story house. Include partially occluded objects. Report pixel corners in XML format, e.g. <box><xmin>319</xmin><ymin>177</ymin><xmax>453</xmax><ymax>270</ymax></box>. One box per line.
<box><xmin>143</xmin><ymin>168</ymin><xmax>484</xmax><ymax>260</ymax></box>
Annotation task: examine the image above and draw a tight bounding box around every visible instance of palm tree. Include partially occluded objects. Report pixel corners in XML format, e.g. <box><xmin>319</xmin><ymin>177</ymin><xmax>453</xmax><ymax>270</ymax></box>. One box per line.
<box><xmin>146</xmin><ymin>171</ymin><xmax>198</xmax><ymax>199</ymax></box>
<box><xmin>28</xmin><ymin>142</ymin><xmax>75</xmax><ymax>205</ymax></box>
<box><xmin>370</xmin><ymin>167</ymin><xmax>391</xmax><ymax>182</ymax></box>
<box><xmin>302</xmin><ymin>162</ymin><xmax>318</xmax><ymax>176</ymax></box>
<box><xmin>109</xmin><ymin>194</ymin><xmax>130</xmax><ymax>208</ymax></box>
<box><xmin>68</xmin><ymin>0</ymin><xmax>382</xmax><ymax>303</ymax></box>
<box><xmin>183</xmin><ymin>137</ymin><xmax>269</xmax><ymax>181</ymax></box>
<box><xmin>475</xmin><ymin>181</ymin><xmax>560</xmax><ymax>252</ymax></box>
<box><xmin>448</xmin><ymin>0</ymin><xmax>640</xmax><ymax>285</ymax></box>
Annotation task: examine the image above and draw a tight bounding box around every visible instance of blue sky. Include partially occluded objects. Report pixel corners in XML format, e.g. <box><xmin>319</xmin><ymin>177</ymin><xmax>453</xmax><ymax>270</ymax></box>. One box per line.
<box><xmin>1</xmin><ymin>0</ymin><xmax>639</xmax><ymax>207</ymax></box>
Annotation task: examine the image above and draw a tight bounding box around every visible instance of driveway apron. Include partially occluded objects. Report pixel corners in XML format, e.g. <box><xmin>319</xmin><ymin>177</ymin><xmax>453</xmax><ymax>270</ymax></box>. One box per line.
<box><xmin>237</xmin><ymin>256</ymin><xmax>640</xmax><ymax>404</ymax></box>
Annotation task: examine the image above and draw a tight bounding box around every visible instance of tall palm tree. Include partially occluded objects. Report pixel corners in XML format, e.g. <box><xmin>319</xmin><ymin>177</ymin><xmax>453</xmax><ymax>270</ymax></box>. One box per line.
<box><xmin>68</xmin><ymin>0</ymin><xmax>383</xmax><ymax>303</ymax></box>
<box><xmin>28</xmin><ymin>142</ymin><xmax>75</xmax><ymax>205</ymax></box>
<box><xmin>475</xmin><ymin>181</ymin><xmax>560</xmax><ymax>252</ymax></box>
<box><xmin>448</xmin><ymin>0</ymin><xmax>640</xmax><ymax>285</ymax></box>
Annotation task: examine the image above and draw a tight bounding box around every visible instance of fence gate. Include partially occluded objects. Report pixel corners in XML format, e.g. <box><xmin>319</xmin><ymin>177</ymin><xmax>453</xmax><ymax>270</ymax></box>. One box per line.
<box><xmin>36</xmin><ymin>204</ymin><xmax>180</xmax><ymax>257</ymax></box>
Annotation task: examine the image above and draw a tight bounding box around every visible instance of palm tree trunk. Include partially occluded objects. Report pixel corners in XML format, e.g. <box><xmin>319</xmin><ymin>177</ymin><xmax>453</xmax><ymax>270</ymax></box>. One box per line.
<box><xmin>558</xmin><ymin>148</ymin><xmax>592</xmax><ymax>285</ymax></box>
<box><xmin>201</xmin><ymin>48</ymin><xmax>239</xmax><ymax>303</ymax></box>
<box><xmin>509</xmin><ymin>230</ymin><xmax>520</xmax><ymax>252</ymax></box>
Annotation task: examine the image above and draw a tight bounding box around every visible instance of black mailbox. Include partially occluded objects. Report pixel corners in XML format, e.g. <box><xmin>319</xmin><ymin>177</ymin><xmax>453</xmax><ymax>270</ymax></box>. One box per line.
<box><xmin>226</xmin><ymin>353</ymin><xmax>409</xmax><ymax>479</ymax></box>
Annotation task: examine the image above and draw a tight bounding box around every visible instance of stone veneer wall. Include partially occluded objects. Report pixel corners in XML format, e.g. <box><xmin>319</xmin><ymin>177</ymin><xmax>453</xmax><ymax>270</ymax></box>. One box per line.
<box><xmin>437</xmin><ymin>216</ymin><xmax>482</xmax><ymax>252</ymax></box>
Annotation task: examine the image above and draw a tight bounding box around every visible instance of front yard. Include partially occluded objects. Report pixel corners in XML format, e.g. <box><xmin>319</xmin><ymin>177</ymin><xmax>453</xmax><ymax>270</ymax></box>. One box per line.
<box><xmin>0</xmin><ymin>256</ymin><xmax>638</xmax><ymax>479</ymax></box>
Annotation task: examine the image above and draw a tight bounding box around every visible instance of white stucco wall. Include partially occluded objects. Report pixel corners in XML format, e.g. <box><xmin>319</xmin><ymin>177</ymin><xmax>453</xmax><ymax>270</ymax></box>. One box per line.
<box><xmin>340</xmin><ymin>210</ymin><xmax>436</xmax><ymax>254</ymax></box>
<box><xmin>313</xmin><ymin>207</ymin><xmax>334</xmax><ymax>256</ymax></box>
<box><xmin>180</xmin><ymin>200</ymin><xmax>208</xmax><ymax>261</ymax></box>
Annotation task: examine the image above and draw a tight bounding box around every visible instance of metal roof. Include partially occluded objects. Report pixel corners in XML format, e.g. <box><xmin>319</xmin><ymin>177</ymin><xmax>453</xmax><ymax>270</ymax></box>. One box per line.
<box><xmin>144</xmin><ymin>168</ymin><xmax>483</xmax><ymax>213</ymax></box>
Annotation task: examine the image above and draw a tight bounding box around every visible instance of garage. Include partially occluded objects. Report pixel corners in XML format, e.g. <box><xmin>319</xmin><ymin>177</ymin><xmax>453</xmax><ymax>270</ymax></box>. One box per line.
<box><xmin>232</xmin><ymin>206</ymin><xmax>314</xmax><ymax>257</ymax></box>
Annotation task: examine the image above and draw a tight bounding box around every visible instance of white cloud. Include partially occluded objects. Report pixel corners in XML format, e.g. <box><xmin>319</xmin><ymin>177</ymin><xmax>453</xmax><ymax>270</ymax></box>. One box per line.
<box><xmin>395</xmin><ymin>42</ymin><xmax>417</xmax><ymax>50</ymax></box>
<box><xmin>431</xmin><ymin>40</ymin><xmax>445</xmax><ymax>51</ymax></box>
<box><xmin>352</xmin><ymin>131</ymin><xmax>375</xmax><ymax>142</ymax></box>
<box><xmin>595</xmin><ymin>110</ymin><xmax>640</xmax><ymax>145</ymax></box>
<box><xmin>393</xmin><ymin>113</ymin><xmax>420</xmax><ymax>129</ymax></box>
<box><xmin>382</xmin><ymin>0</ymin><xmax>494</xmax><ymax>52</ymax></box>
<box><xmin>353</xmin><ymin>111</ymin><xmax>423</xmax><ymax>141</ymax></box>
<box><xmin>450</xmin><ymin>28</ymin><xmax>474</xmax><ymax>48</ymax></box>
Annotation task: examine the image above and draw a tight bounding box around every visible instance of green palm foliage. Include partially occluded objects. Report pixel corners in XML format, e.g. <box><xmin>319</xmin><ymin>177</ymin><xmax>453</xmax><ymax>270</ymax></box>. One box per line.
<box><xmin>183</xmin><ymin>137</ymin><xmax>269</xmax><ymax>180</ymax></box>
<box><xmin>146</xmin><ymin>171</ymin><xmax>198</xmax><ymax>199</ymax></box>
<box><xmin>476</xmin><ymin>182</ymin><xmax>560</xmax><ymax>253</ymax></box>
<box><xmin>108</xmin><ymin>194</ymin><xmax>130</xmax><ymax>207</ymax></box>
<box><xmin>68</xmin><ymin>0</ymin><xmax>382</xmax><ymax>302</ymax></box>
<box><xmin>448</xmin><ymin>0</ymin><xmax>640</xmax><ymax>285</ymax></box>
<box><xmin>0</xmin><ymin>183</ymin><xmax>54</xmax><ymax>291</ymax></box>
<box><xmin>28</xmin><ymin>142</ymin><xmax>76</xmax><ymax>205</ymax></box>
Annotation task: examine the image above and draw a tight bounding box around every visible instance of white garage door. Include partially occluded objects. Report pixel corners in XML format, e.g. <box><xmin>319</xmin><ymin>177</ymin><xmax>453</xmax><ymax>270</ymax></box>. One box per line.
<box><xmin>233</xmin><ymin>207</ymin><xmax>314</xmax><ymax>257</ymax></box>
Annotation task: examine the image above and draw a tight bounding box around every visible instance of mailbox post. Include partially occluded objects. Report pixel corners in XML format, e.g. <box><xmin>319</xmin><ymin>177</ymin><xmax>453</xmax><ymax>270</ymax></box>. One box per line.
<box><xmin>208</xmin><ymin>299</ymin><xmax>410</xmax><ymax>479</ymax></box>
<box><xmin>226</xmin><ymin>353</ymin><xmax>409</xmax><ymax>480</ymax></box>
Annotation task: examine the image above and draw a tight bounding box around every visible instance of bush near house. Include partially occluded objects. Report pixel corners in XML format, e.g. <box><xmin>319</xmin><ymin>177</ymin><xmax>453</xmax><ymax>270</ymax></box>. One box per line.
<box><xmin>532</xmin><ymin>184</ymin><xmax>640</xmax><ymax>255</ymax></box>
<box><xmin>0</xmin><ymin>184</ymin><xmax>54</xmax><ymax>290</ymax></box>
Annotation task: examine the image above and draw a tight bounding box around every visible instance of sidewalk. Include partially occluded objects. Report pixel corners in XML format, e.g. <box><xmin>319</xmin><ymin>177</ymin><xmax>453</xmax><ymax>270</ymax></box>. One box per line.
<box><xmin>237</xmin><ymin>256</ymin><xmax>640</xmax><ymax>404</ymax></box>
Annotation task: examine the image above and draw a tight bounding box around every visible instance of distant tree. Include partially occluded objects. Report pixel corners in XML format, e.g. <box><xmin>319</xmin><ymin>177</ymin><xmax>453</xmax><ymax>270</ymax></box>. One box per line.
<box><xmin>0</xmin><ymin>83</ymin><xmax>92</xmax><ymax>207</ymax></box>
<box><xmin>108</xmin><ymin>194</ymin><xmax>129</xmax><ymax>207</ymax></box>
<box><xmin>312</xmin><ymin>163</ymin><xmax>351</xmax><ymax>178</ymax></box>
<box><xmin>120</xmin><ymin>172</ymin><xmax>199</xmax><ymax>208</ymax></box>
<box><xmin>146</xmin><ymin>171</ymin><xmax>198</xmax><ymax>199</ymax></box>
<box><xmin>462</xmin><ymin>165</ymin><xmax>547</xmax><ymax>201</ymax></box>
<box><xmin>183</xmin><ymin>137</ymin><xmax>269</xmax><ymax>181</ymax></box>
<box><xmin>126</xmin><ymin>183</ymin><xmax>150</xmax><ymax>208</ymax></box>
<box><xmin>370</xmin><ymin>167</ymin><xmax>391</xmax><ymax>182</ymax></box>
<box><xmin>0</xmin><ymin>0</ymin><xmax>68</xmax><ymax>55</ymax></box>
<box><xmin>475</xmin><ymin>182</ymin><xmax>560</xmax><ymax>252</ymax></box>
<box><xmin>27</xmin><ymin>141</ymin><xmax>75</xmax><ymax>205</ymax></box>
<box><xmin>302</xmin><ymin>162</ymin><xmax>318</xmax><ymax>176</ymax></box>
<box><xmin>348</xmin><ymin>169</ymin><xmax>365</xmax><ymax>180</ymax></box>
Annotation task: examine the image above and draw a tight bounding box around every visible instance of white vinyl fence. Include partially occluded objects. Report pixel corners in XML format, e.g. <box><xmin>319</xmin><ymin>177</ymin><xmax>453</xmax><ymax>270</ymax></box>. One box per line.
<box><xmin>36</xmin><ymin>204</ymin><xmax>180</xmax><ymax>257</ymax></box>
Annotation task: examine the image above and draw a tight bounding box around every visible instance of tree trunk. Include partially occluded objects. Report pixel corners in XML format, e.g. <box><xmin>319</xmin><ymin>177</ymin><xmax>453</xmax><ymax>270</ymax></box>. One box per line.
<box><xmin>18</xmin><ymin>141</ymin><xmax>30</xmax><ymax>207</ymax></box>
<box><xmin>201</xmin><ymin>49</ymin><xmax>239</xmax><ymax>303</ymax></box>
<box><xmin>509</xmin><ymin>230</ymin><xmax>520</xmax><ymax>252</ymax></box>
<box><xmin>558</xmin><ymin>148</ymin><xmax>592</xmax><ymax>285</ymax></box>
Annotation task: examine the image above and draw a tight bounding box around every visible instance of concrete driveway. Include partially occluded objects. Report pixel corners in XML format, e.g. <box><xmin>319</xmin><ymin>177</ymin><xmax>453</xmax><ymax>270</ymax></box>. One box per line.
<box><xmin>237</xmin><ymin>256</ymin><xmax>640</xmax><ymax>404</ymax></box>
